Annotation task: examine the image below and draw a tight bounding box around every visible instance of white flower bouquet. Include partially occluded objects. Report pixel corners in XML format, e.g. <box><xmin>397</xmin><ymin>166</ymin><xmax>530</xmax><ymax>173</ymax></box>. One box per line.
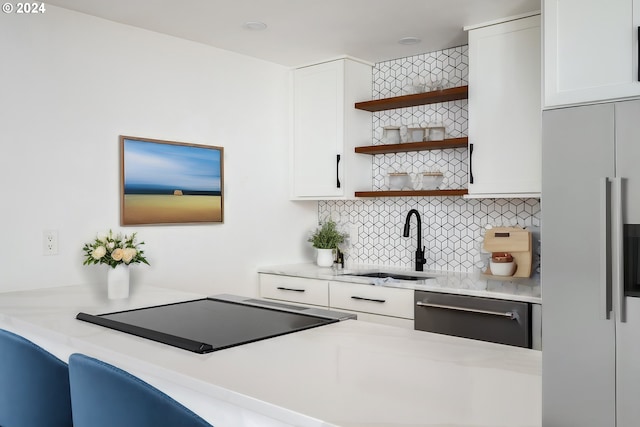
<box><xmin>82</xmin><ymin>230</ymin><xmax>149</xmax><ymax>268</ymax></box>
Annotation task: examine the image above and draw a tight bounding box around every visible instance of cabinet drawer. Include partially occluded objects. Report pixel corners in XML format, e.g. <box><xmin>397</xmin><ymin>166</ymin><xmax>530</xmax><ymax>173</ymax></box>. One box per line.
<box><xmin>329</xmin><ymin>282</ymin><xmax>413</xmax><ymax>319</ymax></box>
<box><xmin>259</xmin><ymin>274</ymin><xmax>329</xmax><ymax>307</ymax></box>
<box><xmin>342</xmin><ymin>310</ymin><xmax>414</xmax><ymax>329</ymax></box>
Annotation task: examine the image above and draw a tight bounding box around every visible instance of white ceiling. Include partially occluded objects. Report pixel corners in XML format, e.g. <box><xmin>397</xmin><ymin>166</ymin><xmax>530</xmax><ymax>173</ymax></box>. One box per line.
<box><xmin>45</xmin><ymin>0</ymin><xmax>540</xmax><ymax>67</ymax></box>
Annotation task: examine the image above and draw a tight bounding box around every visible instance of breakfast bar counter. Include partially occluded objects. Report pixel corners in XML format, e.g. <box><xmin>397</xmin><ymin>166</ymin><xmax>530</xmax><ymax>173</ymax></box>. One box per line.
<box><xmin>0</xmin><ymin>284</ymin><xmax>541</xmax><ymax>427</ymax></box>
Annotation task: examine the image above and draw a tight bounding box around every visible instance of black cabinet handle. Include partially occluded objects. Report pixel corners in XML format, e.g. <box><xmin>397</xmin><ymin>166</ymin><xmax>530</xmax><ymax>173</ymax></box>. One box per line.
<box><xmin>351</xmin><ymin>296</ymin><xmax>385</xmax><ymax>303</ymax></box>
<box><xmin>277</xmin><ymin>287</ymin><xmax>305</xmax><ymax>292</ymax></box>
<box><xmin>469</xmin><ymin>143</ymin><xmax>474</xmax><ymax>184</ymax></box>
<box><xmin>637</xmin><ymin>27</ymin><xmax>640</xmax><ymax>81</ymax></box>
<box><xmin>336</xmin><ymin>154</ymin><xmax>341</xmax><ymax>188</ymax></box>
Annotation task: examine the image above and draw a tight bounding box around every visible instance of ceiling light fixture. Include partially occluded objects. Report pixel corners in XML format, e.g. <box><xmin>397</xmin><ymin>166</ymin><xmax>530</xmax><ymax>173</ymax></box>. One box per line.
<box><xmin>243</xmin><ymin>21</ymin><xmax>267</xmax><ymax>31</ymax></box>
<box><xmin>398</xmin><ymin>37</ymin><xmax>421</xmax><ymax>45</ymax></box>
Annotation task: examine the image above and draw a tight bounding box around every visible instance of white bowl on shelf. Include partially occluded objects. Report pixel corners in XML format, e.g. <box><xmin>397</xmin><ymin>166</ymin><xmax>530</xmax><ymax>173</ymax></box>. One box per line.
<box><xmin>421</xmin><ymin>172</ymin><xmax>444</xmax><ymax>190</ymax></box>
<box><xmin>382</xmin><ymin>126</ymin><xmax>401</xmax><ymax>144</ymax></box>
<box><xmin>489</xmin><ymin>260</ymin><xmax>516</xmax><ymax>276</ymax></box>
<box><xmin>388</xmin><ymin>172</ymin><xmax>409</xmax><ymax>190</ymax></box>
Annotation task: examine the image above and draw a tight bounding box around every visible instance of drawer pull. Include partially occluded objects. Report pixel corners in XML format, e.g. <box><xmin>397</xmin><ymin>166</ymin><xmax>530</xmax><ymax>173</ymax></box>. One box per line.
<box><xmin>416</xmin><ymin>301</ymin><xmax>516</xmax><ymax>319</ymax></box>
<box><xmin>276</xmin><ymin>287</ymin><xmax>305</xmax><ymax>293</ymax></box>
<box><xmin>351</xmin><ymin>296</ymin><xmax>386</xmax><ymax>303</ymax></box>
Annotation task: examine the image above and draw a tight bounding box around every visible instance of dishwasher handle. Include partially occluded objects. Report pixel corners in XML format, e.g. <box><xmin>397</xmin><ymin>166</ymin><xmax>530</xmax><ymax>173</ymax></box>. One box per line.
<box><xmin>416</xmin><ymin>301</ymin><xmax>517</xmax><ymax>320</ymax></box>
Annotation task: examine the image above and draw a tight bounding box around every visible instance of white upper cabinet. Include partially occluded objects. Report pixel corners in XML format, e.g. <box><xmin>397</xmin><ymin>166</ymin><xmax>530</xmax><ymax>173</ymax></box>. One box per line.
<box><xmin>466</xmin><ymin>14</ymin><xmax>542</xmax><ymax>197</ymax></box>
<box><xmin>291</xmin><ymin>58</ymin><xmax>372</xmax><ymax>199</ymax></box>
<box><xmin>544</xmin><ymin>0</ymin><xmax>640</xmax><ymax>108</ymax></box>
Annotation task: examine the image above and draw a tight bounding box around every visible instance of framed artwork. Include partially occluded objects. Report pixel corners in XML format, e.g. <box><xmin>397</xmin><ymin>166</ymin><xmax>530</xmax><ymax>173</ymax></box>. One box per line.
<box><xmin>120</xmin><ymin>136</ymin><xmax>224</xmax><ymax>225</ymax></box>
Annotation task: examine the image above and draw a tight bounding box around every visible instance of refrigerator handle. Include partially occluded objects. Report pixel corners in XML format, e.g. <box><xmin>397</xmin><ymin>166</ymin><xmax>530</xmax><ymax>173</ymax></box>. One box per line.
<box><xmin>614</xmin><ymin>177</ymin><xmax>626</xmax><ymax>323</ymax></box>
<box><xmin>600</xmin><ymin>177</ymin><xmax>612</xmax><ymax>320</ymax></box>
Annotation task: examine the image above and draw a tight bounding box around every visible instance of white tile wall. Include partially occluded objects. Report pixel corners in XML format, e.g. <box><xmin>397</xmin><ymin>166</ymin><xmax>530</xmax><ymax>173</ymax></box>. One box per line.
<box><xmin>319</xmin><ymin>46</ymin><xmax>541</xmax><ymax>272</ymax></box>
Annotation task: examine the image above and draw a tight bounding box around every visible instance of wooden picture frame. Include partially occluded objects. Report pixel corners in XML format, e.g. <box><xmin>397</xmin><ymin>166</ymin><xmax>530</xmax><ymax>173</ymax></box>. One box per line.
<box><xmin>120</xmin><ymin>136</ymin><xmax>224</xmax><ymax>225</ymax></box>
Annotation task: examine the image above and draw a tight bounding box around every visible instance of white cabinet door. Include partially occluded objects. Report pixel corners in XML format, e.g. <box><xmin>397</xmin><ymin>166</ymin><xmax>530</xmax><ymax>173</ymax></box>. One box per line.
<box><xmin>330</xmin><ymin>308</ymin><xmax>414</xmax><ymax>329</ymax></box>
<box><xmin>291</xmin><ymin>58</ymin><xmax>372</xmax><ymax>199</ymax></box>
<box><xmin>467</xmin><ymin>15</ymin><xmax>541</xmax><ymax>197</ymax></box>
<box><xmin>544</xmin><ymin>0</ymin><xmax>640</xmax><ymax>108</ymax></box>
<box><xmin>259</xmin><ymin>274</ymin><xmax>329</xmax><ymax>307</ymax></box>
<box><xmin>329</xmin><ymin>281</ymin><xmax>414</xmax><ymax>320</ymax></box>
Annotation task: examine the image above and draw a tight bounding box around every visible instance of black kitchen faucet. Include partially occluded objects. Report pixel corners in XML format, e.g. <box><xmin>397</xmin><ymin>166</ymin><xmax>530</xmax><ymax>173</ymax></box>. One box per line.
<box><xmin>403</xmin><ymin>209</ymin><xmax>426</xmax><ymax>271</ymax></box>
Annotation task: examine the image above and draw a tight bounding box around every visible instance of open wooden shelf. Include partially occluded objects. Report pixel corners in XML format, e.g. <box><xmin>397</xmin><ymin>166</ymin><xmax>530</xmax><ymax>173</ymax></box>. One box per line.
<box><xmin>355</xmin><ymin>137</ymin><xmax>468</xmax><ymax>154</ymax></box>
<box><xmin>354</xmin><ymin>86</ymin><xmax>469</xmax><ymax>112</ymax></box>
<box><xmin>355</xmin><ymin>189</ymin><xmax>468</xmax><ymax>198</ymax></box>
<box><xmin>352</xmin><ymin>85</ymin><xmax>469</xmax><ymax>199</ymax></box>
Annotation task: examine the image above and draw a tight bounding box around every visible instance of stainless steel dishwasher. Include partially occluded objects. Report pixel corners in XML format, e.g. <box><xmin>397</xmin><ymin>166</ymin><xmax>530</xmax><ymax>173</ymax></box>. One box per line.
<box><xmin>414</xmin><ymin>290</ymin><xmax>531</xmax><ymax>348</ymax></box>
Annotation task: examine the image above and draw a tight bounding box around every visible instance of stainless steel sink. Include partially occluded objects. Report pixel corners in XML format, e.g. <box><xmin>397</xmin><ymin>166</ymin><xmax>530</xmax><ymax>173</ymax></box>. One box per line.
<box><xmin>340</xmin><ymin>271</ymin><xmax>435</xmax><ymax>281</ymax></box>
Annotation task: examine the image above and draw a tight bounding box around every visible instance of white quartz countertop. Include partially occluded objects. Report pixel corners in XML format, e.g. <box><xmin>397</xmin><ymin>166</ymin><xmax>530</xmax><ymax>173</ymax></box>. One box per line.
<box><xmin>0</xmin><ymin>284</ymin><xmax>541</xmax><ymax>427</ymax></box>
<box><xmin>259</xmin><ymin>263</ymin><xmax>542</xmax><ymax>304</ymax></box>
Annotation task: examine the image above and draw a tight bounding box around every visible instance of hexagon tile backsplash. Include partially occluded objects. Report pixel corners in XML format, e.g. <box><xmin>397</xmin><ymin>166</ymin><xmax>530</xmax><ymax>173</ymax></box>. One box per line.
<box><xmin>319</xmin><ymin>46</ymin><xmax>541</xmax><ymax>273</ymax></box>
<box><xmin>319</xmin><ymin>197</ymin><xmax>540</xmax><ymax>273</ymax></box>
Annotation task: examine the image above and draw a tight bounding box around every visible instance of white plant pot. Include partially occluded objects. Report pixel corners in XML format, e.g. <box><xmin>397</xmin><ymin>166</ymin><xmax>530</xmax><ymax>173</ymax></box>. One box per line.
<box><xmin>316</xmin><ymin>248</ymin><xmax>334</xmax><ymax>267</ymax></box>
<box><xmin>107</xmin><ymin>264</ymin><xmax>130</xmax><ymax>299</ymax></box>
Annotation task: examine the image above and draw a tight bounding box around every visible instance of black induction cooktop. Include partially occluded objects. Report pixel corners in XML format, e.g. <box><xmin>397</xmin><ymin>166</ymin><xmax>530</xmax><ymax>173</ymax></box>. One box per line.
<box><xmin>76</xmin><ymin>294</ymin><xmax>354</xmax><ymax>354</ymax></box>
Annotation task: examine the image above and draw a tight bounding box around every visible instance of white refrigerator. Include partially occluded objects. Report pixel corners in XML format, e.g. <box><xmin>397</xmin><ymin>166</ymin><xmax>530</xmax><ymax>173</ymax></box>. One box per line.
<box><xmin>542</xmin><ymin>100</ymin><xmax>640</xmax><ymax>426</ymax></box>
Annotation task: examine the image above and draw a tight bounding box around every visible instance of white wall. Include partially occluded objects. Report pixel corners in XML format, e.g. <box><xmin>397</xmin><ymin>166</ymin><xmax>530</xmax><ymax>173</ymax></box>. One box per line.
<box><xmin>0</xmin><ymin>6</ymin><xmax>317</xmax><ymax>296</ymax></box>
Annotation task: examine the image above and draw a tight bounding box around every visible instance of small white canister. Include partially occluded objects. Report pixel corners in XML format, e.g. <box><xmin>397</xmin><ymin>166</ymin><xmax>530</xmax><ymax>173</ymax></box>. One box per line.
<box><xmin>427</xmin><ymin>124</ymin><xmax>446</xmax><ymax>141</ymax></box>
<box><xmin>421</xmin><ymin>171</ymin><xmax>444</xmax><ymax>190</ymax></box>
<box><xmin>388</xmin><ymin>172</ymin><xmax>409</xmax><ymax>190</ymax></box>
<box><xmin>382</xmin><ymin>126</ymin><xmax>401</xmax><ymax>144</ymax></box>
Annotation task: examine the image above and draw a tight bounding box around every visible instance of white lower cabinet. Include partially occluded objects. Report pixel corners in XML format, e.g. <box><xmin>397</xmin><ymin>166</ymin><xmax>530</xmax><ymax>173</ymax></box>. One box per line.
<box><xmin>328</xmin><ymin>281</ymin><xmax>413</xmax><ymax>319</ymax></box>
<box><xmin>328</xmin><ymin>281</ymin><xmax>414</xmax><ymax>327</ymax></box>
<box><xmin>259</xmin><ymin>274</ymin><xmax>329</xmax><ymax>308</ymax></box>
<box><xmin>342</xmin><ymin>311</ymin><xmax>413</xmax><ymax>329</ymax></box>
<box><xmin>258</xmin><ymin>274</ymin><xmax>414</xmax><ymax>329</ymax></box>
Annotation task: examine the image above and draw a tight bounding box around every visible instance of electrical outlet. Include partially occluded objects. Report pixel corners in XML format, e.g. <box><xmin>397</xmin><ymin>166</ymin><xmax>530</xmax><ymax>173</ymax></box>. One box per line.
<box><xmin>43</xmin><ymin>229</ymin><xmax>58</xmax><ymax>255</ymax></box>
<box><xmin>349</xmin><ymin>224</ymin><xmax>359</xmax><ymax>245</ymax></box>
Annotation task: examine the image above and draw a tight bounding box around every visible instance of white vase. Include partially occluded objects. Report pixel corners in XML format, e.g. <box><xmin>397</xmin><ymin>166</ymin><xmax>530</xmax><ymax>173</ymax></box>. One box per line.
<box><xmin>316</xmin><ymin>248</ymin><xmax>334</xmax><ymax>267</ymax></box>
<box><xmin>107</xmin><ymin>264</ymin><xmax>130</xmax><ymax>299</ymax></box>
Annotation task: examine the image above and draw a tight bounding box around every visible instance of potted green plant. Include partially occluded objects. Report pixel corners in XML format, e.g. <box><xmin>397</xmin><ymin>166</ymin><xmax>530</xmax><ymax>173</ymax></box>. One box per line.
<box><xmin>308</xmin><ymin>219</ymin><xmax>348</xmax><ymax>267</ymax></box>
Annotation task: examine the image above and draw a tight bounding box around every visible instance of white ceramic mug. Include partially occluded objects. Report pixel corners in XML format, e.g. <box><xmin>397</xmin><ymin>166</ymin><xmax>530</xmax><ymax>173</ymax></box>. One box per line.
<box><xmin>382</xmin><ymin>127</ymin><xmax>401</xmax><ymax>144</ymax></box>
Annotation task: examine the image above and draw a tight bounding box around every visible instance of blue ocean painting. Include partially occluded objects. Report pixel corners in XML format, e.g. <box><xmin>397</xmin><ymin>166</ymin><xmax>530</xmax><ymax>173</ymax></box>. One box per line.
<box><xmin>123</xmin><ymin>139</ymin><xmax>222</xmax><ymax>196</ymax></box>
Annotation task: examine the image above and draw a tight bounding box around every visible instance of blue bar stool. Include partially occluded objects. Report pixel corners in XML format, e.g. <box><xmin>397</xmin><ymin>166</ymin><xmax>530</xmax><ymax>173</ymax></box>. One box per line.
<box><xmin>68</xmin><ymin>353</ymin><xmax>213</xmax><ymax>427</ymax></box>
<box><xmin>0</xmin><ymin>329</ymin><xmax>73</xmax><ymax>427</ymax></box>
